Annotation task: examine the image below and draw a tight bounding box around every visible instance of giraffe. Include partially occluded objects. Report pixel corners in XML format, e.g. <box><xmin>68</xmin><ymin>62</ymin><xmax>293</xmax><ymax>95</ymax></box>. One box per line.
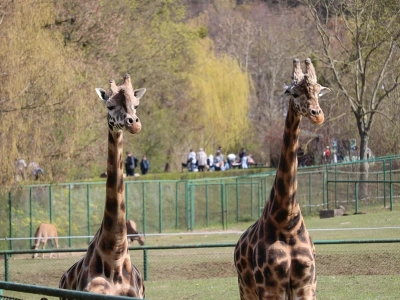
<box><xmin>126</xmin><ymin>220</ymin><xmax>145</xmax><ymax>246</ymax></box>
<box><xmin>31</xmin><ymin>223</ymin><xmax>59</xmax><ymax>259</ymax></box>
<box><xmin>234</xmin><ymin>58</ymin><xmax>330</xmax><ymax>300</ymax></box>
<box><xmin>59</xmin><ymin>74</ymin><xmax>146</xmax><ymax>299</ymax></box>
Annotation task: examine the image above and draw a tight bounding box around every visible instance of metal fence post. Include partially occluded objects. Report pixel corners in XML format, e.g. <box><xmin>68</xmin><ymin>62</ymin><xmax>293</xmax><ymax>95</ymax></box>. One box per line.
<box><xmin>125</xmin><ymin>182</ymin><xmax>129</xmax><ymax>220</ymax></box>
<box><xmin>87</xmin><ymin>184</ymin><xmax>91</xmax><ymax>244</ymax></box>
<box><xmin>8</xmin><ymin>191</ymin><xmax>12</xmax><ymax>251</ymax></box>
<box><xmin>143</xmin><ymin>249</ymin><xmax>148</xmax><ymax>281</ymax></box>
<box><xmin>383</xmin><ymin>160</ymin><xmax>386</xmax><ymax>208</ymax></box>
<box><xmin>308</xmin><ymin>173</ymin><xmax>312</xmax><ymax>214</ymax></box>
<box><xmin>220</xmin><ymin>183</ymin><xmax>225</xmax><ymax>230</ymax></box>
<box><xmin>206</xmin><ymin>180</ymin><xmax>209</xmax><ymax>227</ymax></box>
<box><xmin>68</xmin><ymin>185</ymin><xmax>72</xmax><ymax>248</ymax></box>
<box><xmin>159</xmin><ymin>182</ymin><xmax>162</xmax><ymax>233</ymax></box>
<box><xmin>4</xmin><ymin>254</ymin><xmax>9</xmax><ymax>282</ymax></box>
<box><xmin>236</xmin><ymin>179</ymin><xmax>239</xmax><ymax>222</ymax></box>
<box><xmin>185</xmin><ymin>181</ymin><xmax>189</xmax><ymax>230</ymax></box>
<box><xmin>390</xmin><ymin>182</ymin><xmax>393</xmax><ymax>211</ymax></box>
<box><xmin>49</xmin><ymin>185</ymin><xmax>53</xmax><ymax>223</ymax></box>
<box><xmin>175</xmin><ymin>181</ymin><xmax>179</xmax><ymax>229</ymax></box>
<box><xmin>355</xmin><ymin>182</ymin><xmax>359</xmax><ymax>214</ymax></box>
<box><xmin>29</xmin><ymin>187</ymin><xmax>33</xmax><ymax>241</ymax></box>
<box><xmin>142</xmin><ymin>182</ymin><xmax>146</xmax><ymax>235</ymax></box>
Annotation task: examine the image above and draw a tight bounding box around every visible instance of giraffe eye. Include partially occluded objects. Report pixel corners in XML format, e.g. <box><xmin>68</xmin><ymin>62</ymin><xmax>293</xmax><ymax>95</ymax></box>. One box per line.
<box><xmin>292</xmin><ymin>93</ymin><xmax>300</xmax><ymax>98</ymax></box>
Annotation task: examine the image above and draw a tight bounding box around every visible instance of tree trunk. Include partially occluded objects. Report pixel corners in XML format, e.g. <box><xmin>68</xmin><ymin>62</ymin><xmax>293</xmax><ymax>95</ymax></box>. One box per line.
<box><xmin>359</xmin><ymin>133</ymin><xmax>370</xmax><ymax>201</ymax></box>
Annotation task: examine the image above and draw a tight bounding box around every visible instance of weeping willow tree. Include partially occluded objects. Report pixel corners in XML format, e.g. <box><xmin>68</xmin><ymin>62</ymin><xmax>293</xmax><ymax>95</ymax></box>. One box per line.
<box><xmin>189</xmin><ymin>38</ymin><xmax>253</xmax><ymax>153</ymax></box>
<box><xmin>0</xmin><ymin>0</ymin><xmax>101</xmax><ymax>187</ymax></box>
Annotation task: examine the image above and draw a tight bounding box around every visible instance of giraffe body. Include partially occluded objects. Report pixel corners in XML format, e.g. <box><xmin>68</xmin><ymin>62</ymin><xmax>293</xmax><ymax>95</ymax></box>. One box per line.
<box><xmin>31</xmin><ymin>223</ymin><xmax>59</xmax><ymax>259</ymax></box>
<box><xmin>234</xmin><ymin>58</ymin><xmax>330</xmax><ymax>300</ymax></box>
<box><xmin>59</xmin><ymin>74</ymin><xmax>146</xmax><ymax>299</ymax></box>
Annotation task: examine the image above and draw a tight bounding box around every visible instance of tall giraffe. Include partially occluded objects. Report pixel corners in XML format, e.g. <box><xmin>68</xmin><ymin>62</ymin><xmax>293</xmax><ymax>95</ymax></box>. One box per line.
<box><xmin>234</xmin><ymin>58</ymin><xmax>330</xmax><ymax>300</ymax></box>
<box><xmin>59</xmin><ymin>74</ymin><xmax>146</xmax><ymax>298</ymax></box>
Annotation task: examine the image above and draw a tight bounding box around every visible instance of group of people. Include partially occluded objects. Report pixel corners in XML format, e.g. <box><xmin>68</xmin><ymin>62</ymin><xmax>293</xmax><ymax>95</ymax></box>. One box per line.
<box><xmin>186</xmin><ymin>147</ymin><xmax>255</xmax><ymax>172</ymax></box>
<box><xmin>125</xmin><ymin>152</ymin><xmax>150</xmax><ymax>176</ymax></box>
<box><xmin>15</xmin><ymin>159</ymin><xmax>45</xmax><ymax>181</ymax></box>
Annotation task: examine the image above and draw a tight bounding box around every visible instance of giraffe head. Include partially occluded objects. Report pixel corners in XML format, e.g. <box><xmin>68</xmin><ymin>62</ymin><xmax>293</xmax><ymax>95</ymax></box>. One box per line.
<box><xmin>284</xmin><ymin>58</ymin><xmax>330</xmax><ymax>124</ymax></box>
<box><xmin>95</xmin><ymin>74</ymin><xmax>146</xmax><ymax>134</ymax></box>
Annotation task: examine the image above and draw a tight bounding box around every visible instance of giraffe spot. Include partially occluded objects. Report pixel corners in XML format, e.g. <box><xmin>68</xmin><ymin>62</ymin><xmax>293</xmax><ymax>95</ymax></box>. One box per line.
<box><xmin>117</xmin><ymin>176</ymin><xmax>124</xmax><ymax>193</ymax></box>
<box><xmin>265</xmin><ymin>222</ymin><xmax>277</xmax><ymax>243</ymax></box>
<box><xmin>258</xmin><ymin>224</ymin><xmax>264</xmax><ymax>239</ymax></box>
<box><xmin>291</xmin><ymin>247</ymin><xmax>313</xmax><ymax>260</ymax></box>
<box><xmin>106</xmin><ymin>172</ymin><xmax>117</xmax><ymax>188</ymax></box>
<box><xmin>256</xmin><ymin>244</ymin><xmax>266</xmax><ymax>267</ymax></box>
<box><xmin>236</xmin><ymin>263</ymin><xmax>243</xmax><ymax>273</ymax></box>
<box><xmin>275</xmin><ymin>208</ymin><xmax>288</xmax><ymax>224</ymax></box>
<box><xmin>279</xmin><ymin>153</ymin><xmax>290</xmax><ymax>174</ymax></box>
<box><xmin>275</xmin><ymin>261</ymin><xmax>289</xmax><ymax>279</ymax></box>
<box><xmin>298</xmin><ymin>232</ymin><xmax>309</xmax><ymax>244</ymax></box>
<box><xmin>120</xmin><ymin>202</ymin><xmax>126</xmax><ymax>213</ymax></box>
<box><xmin>113</xmin><ymin>273</ymin><xmax>123</xmax><ymax>284</ymax></box>
<box><xmin>87</xmin><ymin>242</ymin><xmax>95</xmax><ymax>258</ymax></box>
<box><xmin>244</xmin><ymin>270</ymin><xmax>254</xmax><ymax>286</ymax></box>
<box><xmin>267</xmin><ymin>249</ymin><xmax>286</xmax><ymax>265</ymax></box>
<box><xmin>263</xmin><ymin>267</ymin><xmax>277</xmax><ymax>287</ymax></box>
<box><xmin>100</xmin><ymin>238</ymin><xmax>116</xmax><ymax>254</ymax></box>
<box><xmin>103</xmin><ymin>213</ymin><xmax>115</xmax><ymax>230</ymax></box>
<box><xmin>240</xmin><ymin>240</ymin><xmax>248</xmax><ymax>256</ymax></box>
<box><xmin>250</xmin><ymin>231</ymin><xmax>258</xmax><ymax>244</ymax></box>
<box><xmin>287</xmin><ymin>213</ymin><xmax>301</xmax><ymax>230</ymax></box>
<box><xmin>108</xmin><ymin>131</ymin><xmax>115</xmax><ymax>144</ymax></box>
<box><xmin>93</xmin><ymin>254</ymin><xmax>103</xmax><ymax>275</ymax></box>
<box><xmin>104</xmin><ymin>261</ymin><xmax>111</xmax><ymax>278</ymax></box>
<box><xmin>292</xmin><ymin>258</ymin><xmax>313</xmax><ymax>278</ymax></box>
<box><xmin>269</xmin><ymin>187</ymin><xmax>275</xmax><ymax>201</ymax></box>
<box><xmin>254</xmin><ymin>269</ymin><xmax>263</xmax><ymax>284</ymax></box>
<box><xmin>276</xmin><ymin>178</ymin><xmax>287</xmax><ymax>198</ymax></box>
<box><xmin>77</xmin><ymin>270</ymin><xmax>88</xmax><ymax>290</ymax></box>
<box><xmin>234</xmin><ymin>247</ymin><xmax>241</xmax><ymax>261</ymax></box>
<box><xmin>288</xmin><ymin>236</ymin><xmax>297</xmax><ymax>246</ymax></box>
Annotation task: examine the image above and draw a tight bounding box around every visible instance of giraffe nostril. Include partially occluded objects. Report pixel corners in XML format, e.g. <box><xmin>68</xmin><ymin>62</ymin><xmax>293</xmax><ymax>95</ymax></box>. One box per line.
<box><xmin>135</xmin><ymin>118</ymin><xmax>139</xmax><ymax>123</ymax></box>
<box><xmin>310</xmin><ymin>109</ymin><xmax>319</xmax><ymax>116</ymax></box>
<box><xmin>126</xmin><ymin>118</ymin><xmax>134</xmax><ymax>125</ymax></box>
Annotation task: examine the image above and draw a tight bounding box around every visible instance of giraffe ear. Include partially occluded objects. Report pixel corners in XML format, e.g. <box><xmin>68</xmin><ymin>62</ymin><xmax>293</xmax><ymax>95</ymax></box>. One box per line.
<box><xmin>134</xmin><ymin>88</ymin><xmax>146</xmax><ymax>100</ymax></box>
<box><xmin>319</xmin><ymin>86</ymin><xmax>331</xmax><ymax>97</ymax></box>
<box><xmin>95</xmin><ymin>88</ymin><xmax>109</xmax><ymax>102</ymax></box>
<box><xmin>283</xmin><ymin>84</ymin><xmax>290</xmax><ymax>94</ymax></box>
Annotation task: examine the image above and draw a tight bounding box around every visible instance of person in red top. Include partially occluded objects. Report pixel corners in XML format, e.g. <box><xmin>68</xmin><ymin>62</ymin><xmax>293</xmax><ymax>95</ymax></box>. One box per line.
<box><xmin>323</xmin><ymin>146</ymin><xmax>331</xmax><ymax>164</ymax></box>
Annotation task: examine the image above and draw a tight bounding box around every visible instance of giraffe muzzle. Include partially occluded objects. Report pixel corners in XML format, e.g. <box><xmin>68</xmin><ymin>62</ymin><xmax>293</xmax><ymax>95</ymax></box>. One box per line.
<box><xmin>125</xmin><ymin>117</ymin><xmax>142</xmax><ymax>134</ymax></box>
<box><xmin>308</xmin><ymin>108</ymin><xmax>324</xmax><ymax>124</ymax></box>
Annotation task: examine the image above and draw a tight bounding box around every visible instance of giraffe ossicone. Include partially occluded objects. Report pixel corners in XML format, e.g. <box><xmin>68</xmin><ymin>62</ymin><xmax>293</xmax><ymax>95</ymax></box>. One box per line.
<box><xmin>234</xmin><ymin>58</ymin><xmax>330</xmax><ymax>300</ymax></box>
<box><xmin>59</xmin><ymin>74</ymin><xmax>146</xmax><ymax>298</ymax></box>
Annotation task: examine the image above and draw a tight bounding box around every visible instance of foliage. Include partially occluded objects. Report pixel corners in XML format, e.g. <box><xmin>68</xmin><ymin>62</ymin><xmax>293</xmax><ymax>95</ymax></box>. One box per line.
<box><xmin>1</xmin><ymin>0</ymin><xmax>400</xmax><ymax>188</ymax></box>
<box><xmin>188</xmin><ymin>37</ymin><xmax>252</xmax><ymax>153</ymax></box>
<box><xmin>0</xmin><ymin>0</ymin><xmax>103</xmax><ymax>187</ymax></box>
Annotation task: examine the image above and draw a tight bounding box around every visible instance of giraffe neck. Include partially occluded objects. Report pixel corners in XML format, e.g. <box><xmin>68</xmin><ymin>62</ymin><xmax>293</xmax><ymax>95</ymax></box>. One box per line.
<box><xmin>97</xmin><ymin>128</ymin><xmax>128</xmax><ymax>257</ymax></box>
<box><xmin>265</xmin><ymin>99</ymin><xmax>302</xmax><ymax>227</ymax></box>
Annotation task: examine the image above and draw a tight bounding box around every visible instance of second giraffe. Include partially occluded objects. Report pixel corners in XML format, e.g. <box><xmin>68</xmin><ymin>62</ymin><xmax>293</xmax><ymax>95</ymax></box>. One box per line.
<box><xmin>234</xmin><ymin>58</ymin><xmax>330</xmax><ymax>300</ymax></box>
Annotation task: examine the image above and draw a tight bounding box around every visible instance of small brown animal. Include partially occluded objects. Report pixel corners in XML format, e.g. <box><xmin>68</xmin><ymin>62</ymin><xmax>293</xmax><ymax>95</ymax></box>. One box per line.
<box><xmin>126</xmin><ymin>220</ymin><xmax>145</xmax><ymax>246</ymax></box>
<box><xmin>31</xmin><ymin>223</ymin><xmax>59</xmax><ymax>258</ymax></box>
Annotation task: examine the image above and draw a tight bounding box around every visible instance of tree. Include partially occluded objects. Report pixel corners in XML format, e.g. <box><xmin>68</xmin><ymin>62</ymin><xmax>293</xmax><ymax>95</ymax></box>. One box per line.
<box><xmin>0</xmin><ymin>0</ymin><xmax>103</xmax><ymax>186</ymax></box>
<box><xmin>302</xmin><ymin>0</ymin><xmax>400</xmax><ymax>199</ymax></box>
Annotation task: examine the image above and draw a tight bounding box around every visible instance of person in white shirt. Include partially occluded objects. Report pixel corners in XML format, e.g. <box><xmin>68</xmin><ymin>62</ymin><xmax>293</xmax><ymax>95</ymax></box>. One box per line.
<box><xmin>187</xmin><ymin>149</ymin><xmax>197</xmax><ymax>172</ymax></box>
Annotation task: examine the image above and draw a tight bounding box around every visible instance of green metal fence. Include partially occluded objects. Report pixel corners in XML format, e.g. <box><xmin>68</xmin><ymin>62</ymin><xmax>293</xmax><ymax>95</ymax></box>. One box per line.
<box><xmin>0</xmin><ymin>240</ymin><xmax>400</xmax><ymax>299</ymax></box>
<box><xmin>1</xmin><ymin>155</ymin><xmax>400</xmax><ymax>251</ymax></box>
